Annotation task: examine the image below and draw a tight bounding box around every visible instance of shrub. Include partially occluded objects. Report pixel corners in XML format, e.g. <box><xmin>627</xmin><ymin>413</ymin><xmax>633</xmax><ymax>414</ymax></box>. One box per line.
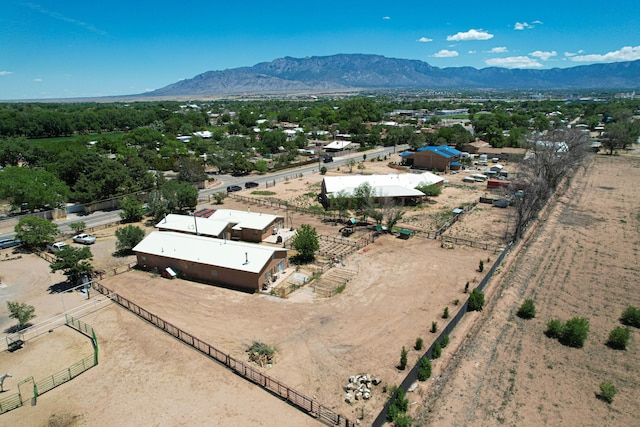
<box><xmin>467</xmin><ymin>289</ymin><xmax>485</xmax><ymax>312</ymax></box>
<box><xmin>598</xmin><ymin>381</ymin><xmax>617</xmax><ymax>404</ymax></box>
<box><xmin>607</xmin><ymin>326</ymin><xmax>631</xmax><ymax>350</ymax></box>
<box><xmin>454</xmin><ymin>299</ymin><xmax>460</xmax><ymax>306</ymax></box>
<box><xmin>545</xmin><ymin>319</ymin><xmax>564</xmax><ymax>339</ymax></box>
<box><xmin>560</xmin><ymin>317</ymin><xmax>589</xmax><ymax>348</ymax></box>
<box><xmin>399</xmin><ymin>346</ymin><xmax>408</xmax><ymax>370</ymax></box>
<box><xmin>517</xmin><ymin>299</ymin><xmax>536</xmax><ymax>319</ymax></box>
<box><xmin>387</xmin><ymin>386</ymin><xmax>409</xmax><ymax>422</ymax></box>
<box><xmin>320</xmin><ymin>166</ymin><xmax>328</xmax><ymax>175</ymax></box>
<box><xmin>432</xmin><ymin>341</ymin><xmax>442</xmax><ymax>359</ymax></box>
<box><xmin>417</xmin><ymin>356</ymin><xmax>432</xmax><ymax>381</ymax></box>
<box><xmin>441</xmin><ymin>334</ymin><xmax>450</xmax><ymax>348</ymax></box>
<box><xmin>443</xmin><ymin>307</ymin><xmax>450</xmax><ymax>319</ymax></box>
<box><xmin>415</xmin><ymin>337</ymin><xmax>424</xmax><ymax>351</ymax></box>
<box><xmin>478</xmin><ymin>260</ymin><xmax>484</xmax><ymax>272</ymax></box>
<box><xmin>621</xmin><ymin>306</ymin><xmax>640</xmax><ymax>328</ymax></box>
<box><xmin>394</xmin><ymin>413</ymin><xmax>413</xmax><ymax>427</ymax></box>
<box><xmin>464</xmin><ymin>282</ymin><xmax>469</xmax><ymax>293</ymax></box>
<box><xmin>431</xmin><ymin>321</ymin><xmax>438</xmax><ymax>333</ymax></box>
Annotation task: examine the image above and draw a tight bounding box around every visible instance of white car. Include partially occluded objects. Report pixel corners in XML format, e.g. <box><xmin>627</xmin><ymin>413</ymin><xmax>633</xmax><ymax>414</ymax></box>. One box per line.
<box><xmin>47</xmin><ymin>242</ymin><xmax>68</xmax><ymax>252</ymax></box>
<box><xmin>72</xmin><ymin>233</ymin><xmax>96</xmax><ymax>245</ymax></box>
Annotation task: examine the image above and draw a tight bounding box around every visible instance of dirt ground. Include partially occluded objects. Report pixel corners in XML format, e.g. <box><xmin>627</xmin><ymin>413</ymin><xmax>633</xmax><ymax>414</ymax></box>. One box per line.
<box><xmin>417</xmin><ymin>152</ymin><xmax>640</xmax><ymax>426</ymax></box>
<box><xmin>0</xmin><ymin>158</ymin><xmax>520</xmax><ymax>426</ymax></box>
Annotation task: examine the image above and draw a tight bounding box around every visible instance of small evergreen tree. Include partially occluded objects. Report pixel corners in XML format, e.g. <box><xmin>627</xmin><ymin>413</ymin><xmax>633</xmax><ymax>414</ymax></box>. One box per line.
<box><xmin>432</xmin><ymin>341</ymin><xmax>442</xmax><ymax>359</ymax></box>
<box><xmin>415</xmin><ymin>337</ymin><xmax>423</xmax><ymax>351</ymax></box>
<box><xmin>478</xmin><ymin>259</ymin><xmax>484</xmax><ymax>272</ymax></box>
<box><xmin>417</xmin><ymin>356</ymin><xmax>432</xmax><ymax>381</ymax></box>
<box><xmin>291</xmin><ymin>224</ymin><xmax>320</xmax><ymax>263</ymax></box>
<box><xmin>431</xmin><ymin>321</ymin><xmax>438</xmax><ymax>333</ymax></box>
<box><xmin>399</xmin><ymin>346</ymin><xmax>408</xmax><ymax>370</ymax></box>
<box><xmin>517</xmin><ymin>299</ymin><xmax>536</xmax><ymax>319</ymax></box>
<box><xmin>620</xmin><ymin>306</ymin><xmax>640</xmax><ymax>328</ymax></box>
<box><xmin>607</xmin><ymin>326</ymin><xmax>630</xmax><ymax>350</ymax></box>
<box><xmin>545</xmin><ymin>319</ymin><xmax>564</xmax><ymax>339</ymax></box>
<box><xmin>443</xmin><ymin>306</ymin><xmax>450</xmax><ymax>319</ymax></box>
<box><xmin>441</xmin><ymin>334</ymin><xmax>450</xmax><ymax>348</ymax></box>
<box><xmin>599</xmin><ymin>381</ymin><xmax>617</xmax><ymax>404</ymax></box>
<box><xmin>560</xmin><ymin>317</ymin><xmax>589</xmax><ymax>348</ymax></box>
<box><xmin>467</xmin><ymin>289</ymin><xmax>485</xmax><ymax>312</ymax></box>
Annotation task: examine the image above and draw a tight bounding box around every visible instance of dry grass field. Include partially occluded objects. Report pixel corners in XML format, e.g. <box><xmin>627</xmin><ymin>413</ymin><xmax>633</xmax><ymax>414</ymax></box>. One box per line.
<box><xmin>417</xmin><ymin>153</ymin><xmax>640</xmax><ymax>426</ymax></box>
<box><xmin>4</xmin><ymin>152</ymin><xmax>636</xmax><ymax>426</ymax></box>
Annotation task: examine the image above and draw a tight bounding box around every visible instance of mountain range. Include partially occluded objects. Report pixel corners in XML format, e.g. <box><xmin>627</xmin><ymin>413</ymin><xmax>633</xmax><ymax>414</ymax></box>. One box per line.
<box><xmin>145</xmin><ymin>54</ymin><xmax>640</xmax><ymax>97</ymax></box>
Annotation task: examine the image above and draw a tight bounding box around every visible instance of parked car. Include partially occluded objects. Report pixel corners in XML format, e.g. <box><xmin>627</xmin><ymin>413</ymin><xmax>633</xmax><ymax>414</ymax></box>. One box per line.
<box><xmin>0</xmin><ymin>238</ymin><xmax>21</xmax><ymax>250</ymax></box>
<box><xmin>47</xmin><ymin>242</ymin><xmax>67</xmax><ymax>253</ymax></box>
<box><xmin>73</xmin><ymin>233</ymin><xmax>97</xmax><ymax>245</ymax></box>
<box><xmin>244</xmin><ymin>181</ymin><xmax>259</xmax><ymax>189</ymax></box>
<box><xmin>323</xmin><ymin>155</ymin><xmax>333</xmax><ymax>163</ymax></box>
<box><xmin>227</xmin><ymin>185</ymin><xmax>242</xmax><ymax>192</ymax></box>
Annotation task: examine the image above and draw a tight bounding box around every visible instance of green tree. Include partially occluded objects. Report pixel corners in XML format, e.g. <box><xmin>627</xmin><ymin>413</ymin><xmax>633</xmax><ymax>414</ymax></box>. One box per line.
<box><xmin>347</xmin><ymin>158</ymin><xmax>356</xmax><ymax>173</ymax></box>
<box><xmin>115</xmin><ymin>225</ymin><xmax>145</xmax><ymax>255</ymax></box>
<box><xmin>415</xmin><ymin>337</ymin><xmax>423</xmax><ymax>351</ymax></box>
<box><xmin>416</xmin><ymin>183</ymin><xmax>442</xmax><ymax>199</ymax></box>
<box><xmin>163</xmin><ymin>180</ymin><xmax>198</xmax><ymax>213</ymax></box>
<box><xmin>467</xmin><ymin>288</ymin><xmax>485</xmax><ymax>312</ymax></box>
<box><xmin>607</xmin><ymin>326</ymin><xmax>630</xmax><ymax>350</ymax></box>
<box><xmin>432</xmin><ymin>341</ymin><xmax>442</xmax><ymax>359</ymax></box>
<box><xmin>387</xmin><ymin>386</ymin><xmax>409</xmax><ymax>423</ymax></box>
<box><xmin>14</xmin><ymin>217</ymin><xmax>59</xmax><ymax>250</ymax></box>
<box><xmin>545</xmin><ymin>319</ymin><xmax>564</xmax><ymax>339</ymax></box>
<box><xmin>417</xmin><ymin>356</ymin><xmax>432</xmax><ymax>381</ymax></box>
<box><xmin>50</xmin><ymin>246</ymin><xmax>94</xmax><ymax>284</ymax></box>
<box><xmin>560</xmin><ymin>317</ymin><xmax>589</xmax><ymax>348</ymax></box>
<box><xmin>291</xmin><ymin>224</ymin><xmax>320</xmax><ymax>263</ymax></box>
<box><xmin>352</xmin><ymin>182</ymin><xmax>376</xmax><ymax>222</ymax></box>
<box><xmin>621</xmin><ymin>305</ymin><xmax>640</xmax><ymax>328</ymax></box>
<box><xmin>119</xmin><ymin>195</ymin><xmax>145</xmax><ymax>223</ymax></box>
<box><xmin>517</xmin><ymin>299</ymin><xmax>536</xmax><ymax>319</ymax></box>
<box><xmin>399</xmin><ymin>346</ymin><xmax>408</xmax><ymax>370</ymax></box>
<box><xmin>0</xmin><ymin>166</ymin><xmax>69</xmax><ymax>211</ymax></box>
<box><xmin>6</xmin><ymin>301</ymin><xmax>36</xmax><ymax>329</ymax></box>
<box><xmin>69</xmin><ymin>221</ymin><xmax>86</xmax><ymax>233</ymax></box>
<box><xmin>175</xmin><ymin>157</ymin><xmax>207</xmax><ymax>183</ymax></box>
<box><xmin>598</xmin><ymin>381</ymin><xmax>617</xmax><ymax>404</ymax></box>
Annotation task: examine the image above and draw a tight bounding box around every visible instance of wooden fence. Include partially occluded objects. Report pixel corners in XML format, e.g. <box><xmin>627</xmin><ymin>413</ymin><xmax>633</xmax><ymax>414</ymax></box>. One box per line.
<box><xmin>91</xmin><ymin>282</ymin><xmax>356</xmax><ymax>427</ymax></box>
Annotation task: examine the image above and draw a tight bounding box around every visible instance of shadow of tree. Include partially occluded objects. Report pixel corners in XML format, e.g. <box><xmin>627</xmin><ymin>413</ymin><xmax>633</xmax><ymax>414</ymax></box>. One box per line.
<box><xmin>4</xmin><ymin>322</ymin><xmax>33</xmax><ymax>334</ymax></box>
<box><xmin>47</xmin><ymin>281</ymin><xmax>75</xmax><ymax>294</ymax></box>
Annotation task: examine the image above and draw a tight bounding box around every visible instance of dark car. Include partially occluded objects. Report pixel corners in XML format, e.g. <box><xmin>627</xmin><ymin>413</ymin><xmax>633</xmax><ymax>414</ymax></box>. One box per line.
<box><xmin>323</xmin><ymin>156</ymin><xmax>333</xmax><ymax>163</ymax></box>
<box><xmin>244</xmin><ymin>181</ymin><xmax>259</xmax><ymax>189</ymax></box>
<box><xmin>227</xmin><ymin>185</ymin><xmax>242</xmax><ymax>192</ymax></box>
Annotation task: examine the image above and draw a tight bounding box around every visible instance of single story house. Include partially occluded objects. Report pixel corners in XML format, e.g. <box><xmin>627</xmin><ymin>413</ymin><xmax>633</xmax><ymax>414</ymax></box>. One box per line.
<box><xmin>324</xmin><ymin>140</ymin><xmax>352</xmax><ymax>152</ymax></box>
<box><xmin>133</xmin><ymin>231</ymin><xmax>288</xmax><ymax>292</ymax></box>
<box><xmin>400</xmin><ymin>146</ymin><xmax>463</xmax><ymax>172</ymax></box>
<box><xmin>156</xmin><ymin>209</ymin><xmax>284</xmax><ymax>243</ymax></box>
<box><xmin>476</xmin><ymin>147</ymin><xmax>526</xmax><ymax>161</ymax></box>
<box><xmin>321</xmin><ymin>172</ymin><xmax>444</xmax><ymax>206</ymax></box>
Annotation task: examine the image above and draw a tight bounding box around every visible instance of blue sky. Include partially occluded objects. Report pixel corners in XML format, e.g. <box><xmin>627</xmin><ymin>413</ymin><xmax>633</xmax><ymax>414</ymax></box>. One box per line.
<box><xmin>1</xmin><ymin>0</ymin><xmax>639</xmax><ymax>100</ymax></box>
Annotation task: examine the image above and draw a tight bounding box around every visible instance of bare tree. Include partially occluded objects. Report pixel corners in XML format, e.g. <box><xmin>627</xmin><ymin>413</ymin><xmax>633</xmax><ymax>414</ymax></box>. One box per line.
<box><xmin>511</xmin><ymin>128</ymin><xmax>590</xmax><ymax>240</ymax></box>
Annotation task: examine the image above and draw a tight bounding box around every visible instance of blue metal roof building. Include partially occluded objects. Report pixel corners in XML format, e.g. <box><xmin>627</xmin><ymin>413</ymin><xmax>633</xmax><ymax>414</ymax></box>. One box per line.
<box><xmin>400</xmin><ymin>146</ymin><xmax>463</xmax><ymax>171</ymax></box>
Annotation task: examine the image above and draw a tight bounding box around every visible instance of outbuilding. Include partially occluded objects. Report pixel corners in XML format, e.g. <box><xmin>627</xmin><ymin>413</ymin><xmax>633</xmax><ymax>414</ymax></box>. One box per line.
<box><xmin>133</xmin><ymin>231</ymin><xmax>288</xmax><ymax>292</ymax></box>
<box><xmin>400</xmin><ymin>146</ymin><xmax>462</xmax><ymax>172</ymax></box>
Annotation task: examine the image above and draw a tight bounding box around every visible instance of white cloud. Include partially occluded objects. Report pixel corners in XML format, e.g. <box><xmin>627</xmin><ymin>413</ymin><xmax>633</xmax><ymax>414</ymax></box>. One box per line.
<box><xmin>468</xmin><ymin>50</ymin><xmax>477</xmax><ymax>54</ymax></box>
<box><xmin>33</xmin><ymin>78</ymin><xmax>43</xmax><ymax>82</ymax></box>
<box><xmin>0</xmin><ymin>71</ymin><xmax>13</xmax><ymax>76</ymax></box>
<box><xmin>532</xmin><ymin>20</ymin><xmax>544</xmax><ymax>25</ymax></box>
<box><xmin>417</xmin><ymin>37</ymin><xmax>433</xmax><ymax>43</ymax></box>
<box><xmin>485</xmin><ymin>56</ymin><xmax>544</xmax><ymax>68</ymax></box>
<box><xmin>564</xmin><ymin>50</ymin><xmax>584</xmax><ymax>57</ymax></box>
<box><xmin>433</xmin><ymin>49</ymin><xmax>459</xmax><ymax>58</ymax></box>
<box><xmin>490</xmin><ymin>47</ymin><xmax>509</xmax><ymax>53</ymax></box>
<box><xmin>25</xmin><ymin>3</ymin><xmax>107</xmax><ymax>36</ymax></box>
<box><xmin>514</xmin><ymin>22</ymin><xmax>529</xmax><ymax>30</ymax></box>
<box><xmin>530</xmin><ymin>50</ymin><xmax>557</xmax><ymax>61</ymax></box>
<box><xmin>570</xmin><ymin>46</ymin><xmax>640</xmax><ymax>63</ymax></box>
<box><xmin>382</xmin><ymin>16</ymin><xmax>390</xmax><ymax>20</ymax></box>
<box><xmin>447</xmin><ymin>29</ymin><xmax>493</xmax><ymax>42</ymax></box>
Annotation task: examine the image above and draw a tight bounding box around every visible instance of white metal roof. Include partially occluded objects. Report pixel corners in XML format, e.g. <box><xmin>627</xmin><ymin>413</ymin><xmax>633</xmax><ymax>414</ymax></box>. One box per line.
<box><xmin>133</xmin><ymin>231</ymin><xmax>287</xmax><ymax>274</ymax></box>
<box><xmin>209</xmin><ymin>209</ymin><xmax>282</xmax><ymax>231</ymax></box>
<box><xmin>323</xmin><ymin>172</ymin><xmax>444</xmax><ymax>197</ymax></box>
<box><xmin>324</xmin><ymin>140</ymin><xmax>351</xmax><ymax>150</ymax></box>
<box><xmin>156</xmin><ymin>214</ymin><xmax>228</xmax><ymax>237</ymax></box>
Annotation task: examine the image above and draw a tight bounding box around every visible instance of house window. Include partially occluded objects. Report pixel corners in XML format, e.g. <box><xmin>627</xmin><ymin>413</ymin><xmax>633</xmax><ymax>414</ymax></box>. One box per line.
<box><xmin>211</xmin><ymin>269</ymin><xmax>218</xmax><ymax>278</ymax></box>
<box><xmin>140</xmin><ymin>256</ymin><xmax>146</xmax><ymax>263</ymax></box>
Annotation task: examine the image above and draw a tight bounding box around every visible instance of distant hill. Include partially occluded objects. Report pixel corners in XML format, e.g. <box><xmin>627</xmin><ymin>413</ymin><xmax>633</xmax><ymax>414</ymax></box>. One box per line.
<box><xmin>144</xmin><ymin>54</ymin><xmax>640</xmax><ymax>96</ymax></box>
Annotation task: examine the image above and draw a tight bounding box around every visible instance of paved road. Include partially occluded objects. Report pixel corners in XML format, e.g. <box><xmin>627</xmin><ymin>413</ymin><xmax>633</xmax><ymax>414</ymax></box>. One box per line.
<box><xmin>1</xmin><ymin>145</ymin><xmax>407</xmax><ymax>240</ymax></box>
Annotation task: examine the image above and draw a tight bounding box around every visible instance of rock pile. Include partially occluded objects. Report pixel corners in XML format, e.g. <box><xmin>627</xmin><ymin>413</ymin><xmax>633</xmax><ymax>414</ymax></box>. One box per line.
<box><xmin>344</xmin><ymin>374</ymin><xmax>381</xmax><ymax>403</ymax></box>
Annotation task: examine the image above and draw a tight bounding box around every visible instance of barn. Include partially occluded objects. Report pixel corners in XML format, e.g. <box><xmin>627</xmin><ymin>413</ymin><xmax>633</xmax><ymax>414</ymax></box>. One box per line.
<box><xmin>156</xmin><ymin>209</ymin><xmax>285</xmax><ymax>243</ymax></box>
<box><xmin>400</xmin><ymin>146</ymin><xmax>463</xmax><ymax>172</ymax></box>
<box><xmin>320</xmin><ymin>172</ymin><xmax>444</xmax><ymax>206</ymax></box>
<box><xmin>133</xmin><ymin>231</ymin><xmax>288</xmax><ymax>292</ymax></box>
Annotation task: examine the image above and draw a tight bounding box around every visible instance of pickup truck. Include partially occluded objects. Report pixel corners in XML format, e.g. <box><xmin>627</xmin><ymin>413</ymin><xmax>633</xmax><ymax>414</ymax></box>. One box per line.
<box><xmin>73</xmin><ymin>233</ymin><xmax>96</xmax><ymax>245</ymax></box>
<box><xmin>47</xmin><ymin>242</ymin><xmax>67</xmax><ymax>253</ymax></box>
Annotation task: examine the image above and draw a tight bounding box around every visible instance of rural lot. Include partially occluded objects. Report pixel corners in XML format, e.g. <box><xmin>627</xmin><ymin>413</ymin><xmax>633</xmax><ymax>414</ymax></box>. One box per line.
<box><xmin>1</xmin><ymin>152</ymin><xmax>639</xmax><ymax>426</ymax></box>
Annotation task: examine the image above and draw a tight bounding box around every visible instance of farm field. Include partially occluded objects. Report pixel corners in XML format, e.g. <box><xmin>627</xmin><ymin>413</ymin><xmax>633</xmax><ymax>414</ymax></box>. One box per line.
<box><xmin>0</xmin><ymin>158</ymin><xmax>518</xmax><ymax>425</ymax></box>
<box><xmin>417</xmin><ymin>153</ymin><xmax>640</xmax><ymax>426</ymax></box>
